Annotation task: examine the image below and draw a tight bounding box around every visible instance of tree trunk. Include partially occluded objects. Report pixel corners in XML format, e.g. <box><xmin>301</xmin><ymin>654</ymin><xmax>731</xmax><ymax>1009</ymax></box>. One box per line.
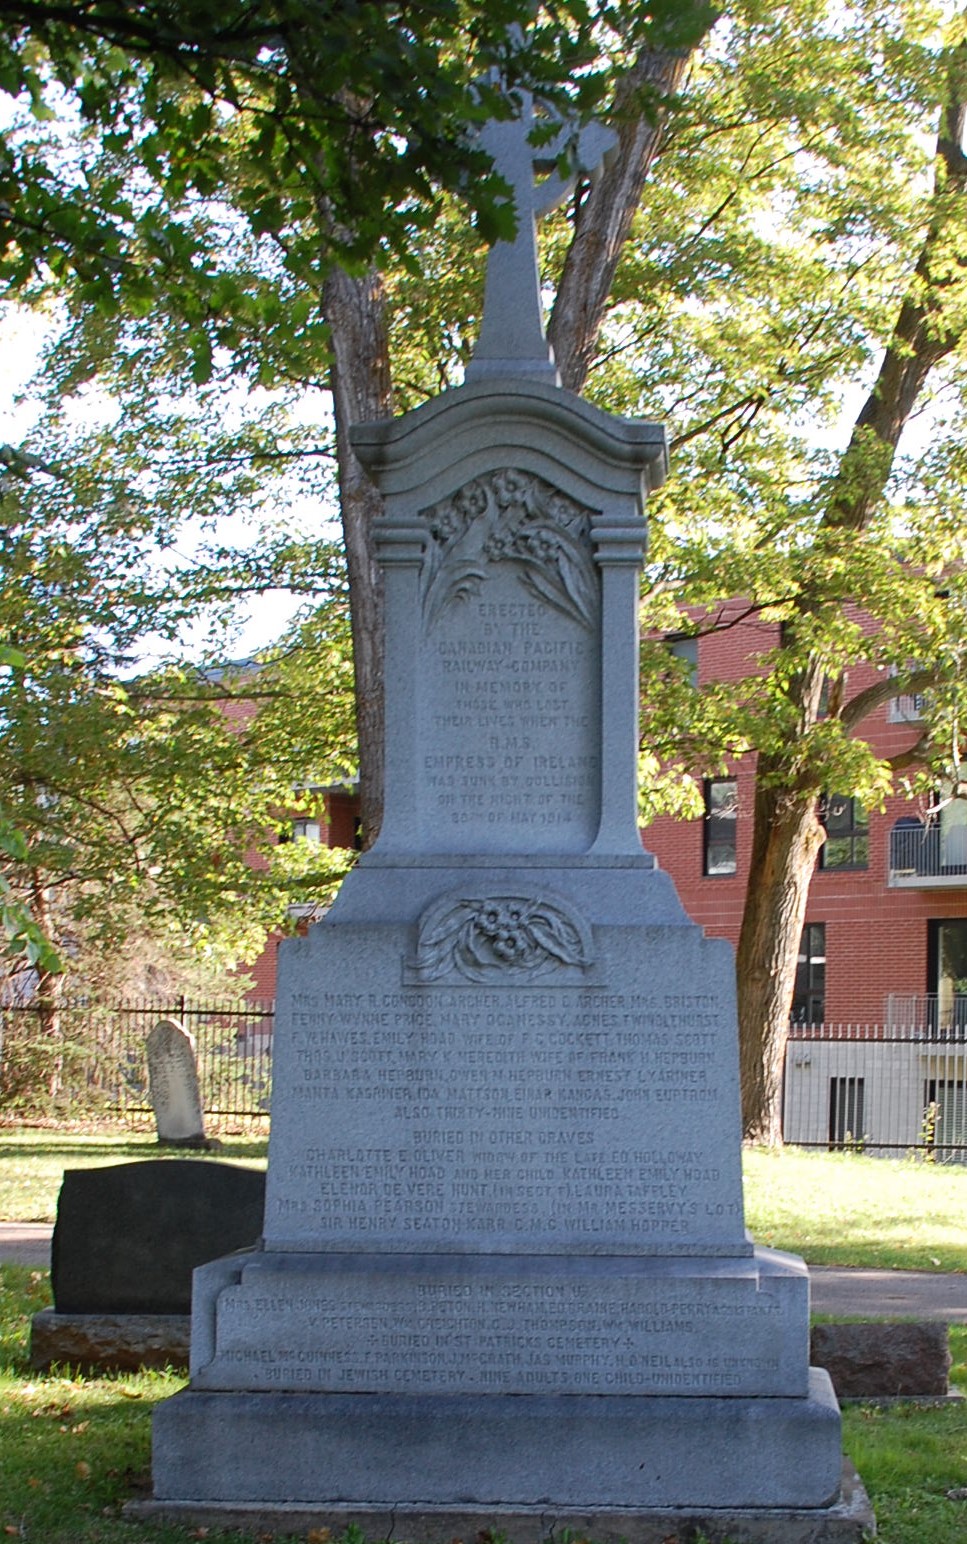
<box><xmin>27</xmin><ymin>872</ymin><xmax>65</xmax><ymax>1098</ymax></box>
<box><xmin>549</xmin><ymin>39</ymin><xmax>698</xmax><ymax>393</ymax></box>
<box><xmin>320</xmin><ymin>265</ymin><xmax>393</xmax><ymax>847</ymax></box>
<box><xmin>736</xmin><ymin>771</ymin><xmax>826</xmax><ymax>1143</ymax></box>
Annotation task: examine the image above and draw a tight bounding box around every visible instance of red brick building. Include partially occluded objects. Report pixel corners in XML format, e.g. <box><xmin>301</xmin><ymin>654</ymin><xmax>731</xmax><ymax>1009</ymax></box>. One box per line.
<box><xmin>243</xmin><ymin>783</ymin><xmax>361</xmax><ymax>1001</ymax></box>
<box><xmin>641</xmin><ymin>607</ymin><xmax>967</xmax><ymax>1031</ymax></box>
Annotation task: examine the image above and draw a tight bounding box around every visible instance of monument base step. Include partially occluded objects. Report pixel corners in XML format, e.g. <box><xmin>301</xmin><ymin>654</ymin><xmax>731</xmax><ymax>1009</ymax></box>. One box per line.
<box><xmin>131</xmin><ymin>1458</ymin><xmax>873</xmax><ymax>1544</ymax></box>
<box><xmin>151</xmin><ymin>1372</ymin><xmax>843</xmax><ymax>1511</ymax></box>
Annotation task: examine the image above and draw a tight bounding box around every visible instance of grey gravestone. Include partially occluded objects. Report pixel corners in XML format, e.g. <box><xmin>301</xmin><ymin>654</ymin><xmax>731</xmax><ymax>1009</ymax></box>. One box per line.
<box><xmin>147</xmin><ymin>83</ymin><xmax>866</xmax><ymax>1539</ymax></box>
<box><xmin>146</xmin><ymin>1018</ymin><xmax>208</xmax><ymax>1146</ymax></box>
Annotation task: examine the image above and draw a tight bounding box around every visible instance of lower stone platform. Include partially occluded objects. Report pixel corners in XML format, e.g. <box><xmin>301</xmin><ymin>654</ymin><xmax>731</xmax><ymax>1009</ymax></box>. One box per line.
<box><xmin>151</xmin><ymin>1371</ymin><xmax>843</xmax><ymax>1510</ymax></box>
<box><xmin>130</xmin><ymin>1457</ymin><xmax>874</xmax><ymax>1544</ymax></box>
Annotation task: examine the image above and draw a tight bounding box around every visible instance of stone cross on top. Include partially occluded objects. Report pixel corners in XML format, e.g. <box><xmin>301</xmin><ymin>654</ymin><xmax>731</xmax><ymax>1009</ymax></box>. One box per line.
<box><xmin>465</xmin><ymin>91</ymin><xmax>614</xmax><ymax>385</ymax></box>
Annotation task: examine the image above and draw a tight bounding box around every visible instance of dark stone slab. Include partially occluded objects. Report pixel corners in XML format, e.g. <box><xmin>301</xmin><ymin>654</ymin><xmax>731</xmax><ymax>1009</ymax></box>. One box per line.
<box><xmin>811</xmin><ymin>1320</ymin><xmax>950</xmax><ymax>1398</ymax></box>
<box><xmin>31</xmin><ymin>1309</ymin><xmax>189</xmax><ymax>1372</ymax></box>
<box><xmin>51</xmin><ymin>1161</ymin><xmax>265</xmax><ymax>1315</ymax></box>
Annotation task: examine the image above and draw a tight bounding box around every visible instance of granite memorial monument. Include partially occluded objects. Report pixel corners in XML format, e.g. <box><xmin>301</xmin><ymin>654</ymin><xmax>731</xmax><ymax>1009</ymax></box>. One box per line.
<box><xmin>143</xmin><ymin>85</ymin><xmax>870</xmax><ymax>1543</ymax></box>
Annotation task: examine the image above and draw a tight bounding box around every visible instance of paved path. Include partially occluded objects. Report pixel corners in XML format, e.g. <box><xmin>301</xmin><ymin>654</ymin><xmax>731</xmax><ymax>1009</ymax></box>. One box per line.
<box><xmin>810</xmin><ymin>1265</ymin><xmax>967</xmax><ymax>1322</ymax></box>
<box><xmin>2</xmin><ymin>1223</ymin><xmax>966</xmax><ymax>1320</ymax></box>
<box><xmin>0</xmin><ymin>1222</ymin><xmax>53</xmax><ymax>1266</ymax></box>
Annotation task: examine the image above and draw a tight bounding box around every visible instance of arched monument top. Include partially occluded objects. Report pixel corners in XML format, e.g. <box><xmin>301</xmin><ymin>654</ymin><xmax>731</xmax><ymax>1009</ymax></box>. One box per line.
<box><xmin>352</xmin><ymin>375</ymin><xmax>667</xmax><ymax>504</ymax></box>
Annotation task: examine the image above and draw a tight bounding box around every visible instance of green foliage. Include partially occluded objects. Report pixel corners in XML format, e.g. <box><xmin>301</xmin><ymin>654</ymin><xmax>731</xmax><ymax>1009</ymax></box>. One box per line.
<box><xmin>0</xmin><ymin>1</ymin><xmax>705</xmax><ymax>313</ymax></box>
<box><xmin>617</xmin><ymin>2</ymin><xmax>967</xmax><ymax>811</ymax></box>
<box><xmin>0</xmin><ymin>400</ymin><xmax>357</xmax><ymax>988</ymax></box>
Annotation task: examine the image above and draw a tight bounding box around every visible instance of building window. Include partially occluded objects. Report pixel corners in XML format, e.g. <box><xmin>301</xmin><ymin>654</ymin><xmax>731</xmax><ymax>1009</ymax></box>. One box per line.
<box><xmin>820</xmin><ymin>795</ymin><xmax>868</xmax><ymax>870</ymax></box>
<box><xmin>929</xmin><ymin>919</ymin><xmax>967</xmax><ymax>1034</ymax></box>
<box><xmin>887</xmin><ymin>665</ymin><xmax>928</xmax><ymax>723</ymax></box>
<box><xmin>792</xmin><ymin>922</ymin><xmax>825</xmax><ymax>1025</ymax></box>
<box><xmin>703</xmin><ymin>778</ymin><xmax>737</xmax><ymax>875</ymax></box>
<box><xmin>665</xmin><ymin>634</ymin><xmax>698</xmax><ymax>686</ymax></box>
<box><xmin>290</xmin><ymin>818</ymin><xmax>322</xmax><ymax>843</ymax></box>
<box><xmin>828</xmin><ymin>1076</ymin><xmax>865</xmax><ymax>1149</ymax></box>
<box><xmin>938</xmin><ymin>783</ymin><xmax>967</xmax><ymax>871</ymax></box>
<box><xmin>888</xmin><ymin>692</ymin><xmax>927</xmax><ymax>724</ymax></box>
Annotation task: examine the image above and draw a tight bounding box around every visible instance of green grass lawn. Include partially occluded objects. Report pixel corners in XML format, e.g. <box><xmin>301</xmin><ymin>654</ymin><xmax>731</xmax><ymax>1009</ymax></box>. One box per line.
<box><xmin>743</xmin><ymin>1145</ymin><xmax>967</xmax><ymax>1272</ymax></box>
<box><xmin>0</xmin><ymin>1126</ymin><xmax>268</xmax><ymax>1223</ymax></box>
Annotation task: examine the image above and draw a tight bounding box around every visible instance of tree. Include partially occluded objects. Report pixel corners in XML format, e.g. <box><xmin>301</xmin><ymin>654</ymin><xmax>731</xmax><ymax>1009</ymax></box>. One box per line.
<box><xmin>7</xmin><ymin>1</ymin><xmax>967</xmax><ymax>1144</ymax></box>
<box><xmin>605</xmin><ymin>1</ymin><xmax>967</xmax><ymax>1138</ymax></box>
<box><xmin>322</xmin><ymin>0</ymin><xmax>967</xmax><ymax>1138</ymax></box>
<box><xmin>0</xmin><ymin>0</ymin><xmax>639</xmax><ymax>278</ymax></box>
<box><xmin>0</xmin><ymin>415</ymin><xmax>358</xmax><ymax>1035</ymax></box>
<box><xmin>0</xmin><ymin>0</ymin><xmax>712</xmax><ymax>841</ymax></box>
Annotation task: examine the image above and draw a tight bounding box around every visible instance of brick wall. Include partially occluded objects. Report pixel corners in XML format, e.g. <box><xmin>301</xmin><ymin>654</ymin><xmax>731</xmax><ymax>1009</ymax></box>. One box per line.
<box><xmin>641</xmin><ymin>607</ymin><xmax>966</xmax><ymax>1027</ymax></box>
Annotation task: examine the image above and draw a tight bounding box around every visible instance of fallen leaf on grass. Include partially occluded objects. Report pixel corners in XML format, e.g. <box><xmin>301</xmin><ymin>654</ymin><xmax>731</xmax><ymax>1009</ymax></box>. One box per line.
<box><xmin>117</xmin><ymin>1386</ymin><xmax>143</xmax><ymax>1399</ymax></box>
<box><xmin>307</xmin><ymin>1529</ymin><xmax>331</xmax><ymax>1543</ymax></box>
<box><xmin>75</xmin><ymin>1461</ymin><xmax>91</xmax><ymax>1480</ymax></box>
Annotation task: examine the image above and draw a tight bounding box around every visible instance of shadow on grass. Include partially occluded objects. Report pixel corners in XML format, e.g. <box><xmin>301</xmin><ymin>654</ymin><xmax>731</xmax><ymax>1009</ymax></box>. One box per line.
<box><xmin>0</xmin><ymin>1140</ymin><xmax>268</xmax><ymax>1161</ymax></box>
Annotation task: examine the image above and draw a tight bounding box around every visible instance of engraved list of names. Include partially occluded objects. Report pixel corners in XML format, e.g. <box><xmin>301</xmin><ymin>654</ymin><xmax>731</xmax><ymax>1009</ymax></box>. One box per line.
<box><xmin>264</xmin><ymin>937</ymin><xmax>745</xmax><ymax>1257</ymax></box>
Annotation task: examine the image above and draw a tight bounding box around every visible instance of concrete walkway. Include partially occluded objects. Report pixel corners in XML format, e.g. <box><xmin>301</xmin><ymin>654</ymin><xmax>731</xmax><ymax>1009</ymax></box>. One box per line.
<box><xmin>809</xmin><ymin>1264</ymin><xmax>967</xmax><ymax>1322</ymax></box>
<box><xmin>2</xmin><ymin>1222</ymin><xmax>966</xmax><ymax>1320</ymax></box>
<box><xmin>1</xmin><ymin>1222</ymin><xmax>53</xmax><ymax>1267</ymax></box>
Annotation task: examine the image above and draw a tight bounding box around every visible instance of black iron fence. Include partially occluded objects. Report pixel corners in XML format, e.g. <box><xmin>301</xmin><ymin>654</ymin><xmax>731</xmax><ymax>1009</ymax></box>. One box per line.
<box><xmin>0</xmin><ymin>996</ymin><xmax>275</xmax><ymax>1121</ymax></box>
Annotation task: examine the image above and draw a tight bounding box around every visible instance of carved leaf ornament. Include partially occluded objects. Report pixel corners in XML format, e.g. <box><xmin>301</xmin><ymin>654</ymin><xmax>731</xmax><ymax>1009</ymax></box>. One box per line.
<box><xmin>421</xmin><ymin>469</ymin><xmax>597</xmax><ymax>630</ymax></box>
<box><xmin>411</xmin><ymin>891</ymin><xmax>593</xmax><ymax>984</ymax></box>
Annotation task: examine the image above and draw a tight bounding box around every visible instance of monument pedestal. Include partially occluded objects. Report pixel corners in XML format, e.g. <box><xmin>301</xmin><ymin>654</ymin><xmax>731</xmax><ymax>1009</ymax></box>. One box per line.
<box><xmin>148</xmin><ymin>862</ymin><xmax>856</xmax><ymax>1528</ymax></box>
<box><xmin>135</xmin><ymin>1466</ymin><xmax>874</xmax><ymax>1544</ymax></box>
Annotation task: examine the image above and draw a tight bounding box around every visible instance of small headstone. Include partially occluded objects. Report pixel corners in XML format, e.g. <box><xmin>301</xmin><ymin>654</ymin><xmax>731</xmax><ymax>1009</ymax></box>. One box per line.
<box><xmin>50</xmin><ymin>1161</ymin><xmax>265</xmax><ymax>1314</ymax></box>
<box><xmin>146</xmin><ymin>1019</ymin><xmax>208</xmax><ymax>1147</ymax></box>
<box><xmin>811</xmin><ymin>1321</ymin><xmax>951</xmax><ymax>1399</ymax></box>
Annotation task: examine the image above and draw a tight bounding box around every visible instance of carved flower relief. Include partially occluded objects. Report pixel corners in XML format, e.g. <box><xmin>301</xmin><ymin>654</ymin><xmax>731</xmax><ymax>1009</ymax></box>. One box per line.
<box><xmin>419</xmin><ymin>468</ymin><xmax>598</xmax><ymax>630</ymax></box>
<box><xmin>454</xmin><ymin>480</ymin><xmax>489</xmax><ymax>521</ymax></box>
<box><xmin>408</xmin><ymin>891</ymin><xmax>594</xmax><ymax>984</ymax></box>
<box><xmin>491</xmin><ymin>467</ymin><xmax>532</xmax><ymax>509</ymax></box>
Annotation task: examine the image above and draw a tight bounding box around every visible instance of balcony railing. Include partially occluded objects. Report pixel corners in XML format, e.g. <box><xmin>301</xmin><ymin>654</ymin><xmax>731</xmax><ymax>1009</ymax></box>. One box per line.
<box><xmin>888</xmin><ymin>824</ymin><xmax>967</xmax><ymax>887</ymax></box>
<box><xmin>884</xmin><ymin>994</ymin><xmax>967</xmax><ymax>1038</ymax></box>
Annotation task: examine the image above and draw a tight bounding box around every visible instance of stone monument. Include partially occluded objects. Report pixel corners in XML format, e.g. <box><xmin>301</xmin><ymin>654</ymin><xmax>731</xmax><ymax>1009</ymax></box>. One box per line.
<box><xmin>144</xmin><ymin>88</ymin><xmax>871</xmax><ymax>1542</ymax></box>
<box><xmin>146</xmin><ymin>1019</ymin><xmax>208</xmax><ymax>1147</ymax></box>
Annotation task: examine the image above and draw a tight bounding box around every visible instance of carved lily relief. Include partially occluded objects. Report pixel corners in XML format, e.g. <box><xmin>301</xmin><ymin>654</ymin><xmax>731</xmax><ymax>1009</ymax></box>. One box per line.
<box><xmin>421</xmin><ymin>469</ymin><xmax>598</xmax><ymax>631</ymax></box>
